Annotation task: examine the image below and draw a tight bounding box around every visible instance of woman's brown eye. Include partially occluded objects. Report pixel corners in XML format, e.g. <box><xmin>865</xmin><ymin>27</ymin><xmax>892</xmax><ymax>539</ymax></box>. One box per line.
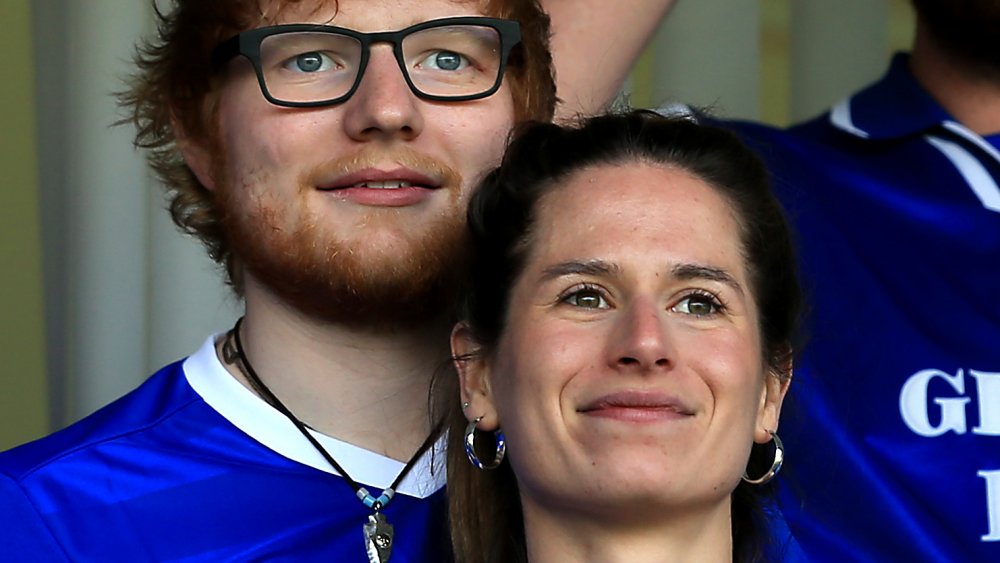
<box><xmin>564</xmin><ymin>288</ymin><xmax>608</xmax><ymax>309</ymax></box>
<box><xmin>674</xmin><ymin>294</ymin><xmax>720</xmax><ymax>317</ymax></box>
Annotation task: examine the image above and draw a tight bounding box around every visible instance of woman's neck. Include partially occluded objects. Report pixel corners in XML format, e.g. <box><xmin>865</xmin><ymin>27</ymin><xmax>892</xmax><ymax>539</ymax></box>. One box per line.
<box><xmin>521</xmin><ymin>498</ymin><xmax>733</xmax><ymax>563</ymax></box>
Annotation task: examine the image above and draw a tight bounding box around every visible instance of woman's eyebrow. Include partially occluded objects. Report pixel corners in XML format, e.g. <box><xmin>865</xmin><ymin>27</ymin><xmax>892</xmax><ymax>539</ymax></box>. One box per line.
<box><xmin>540</xmin><ymin>259</ymin><xmax>620</xmax><ymax>282</ymax></box>
<box><xmin>538</xmin><ymin>260</ymin><xmax>743</xmax><ymax>295</ymax></box>
<box><xmin>671</xmin><ymin>263</ymin><xmax>744</xmax><ymax>295</ymax></box>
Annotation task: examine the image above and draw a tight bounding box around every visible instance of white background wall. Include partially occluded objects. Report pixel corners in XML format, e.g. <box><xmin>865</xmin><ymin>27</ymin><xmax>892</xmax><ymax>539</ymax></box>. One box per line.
<box><xmin>29</xmin><ymin>0</ymin><xmax>913</xmax><ymax>427</ymax></box>
<box><xmin>33</xmin><ymin>0</ymin><xmax>241</xmax><ymax>426</ymax></box>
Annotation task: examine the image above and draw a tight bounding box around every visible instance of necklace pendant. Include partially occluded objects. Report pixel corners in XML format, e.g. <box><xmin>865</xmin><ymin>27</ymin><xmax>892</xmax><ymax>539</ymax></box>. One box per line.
<box><xmin>363</xmin><ymin>512</ymin><xmax>394</xmax><ymax>563</ymax></box>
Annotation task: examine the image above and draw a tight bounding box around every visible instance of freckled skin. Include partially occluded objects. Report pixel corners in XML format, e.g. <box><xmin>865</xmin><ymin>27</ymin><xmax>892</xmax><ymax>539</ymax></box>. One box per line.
<box><xmin>207</xmin><ymin>0</ymin><xmax>516</xmax><ymax>319</ymax></box>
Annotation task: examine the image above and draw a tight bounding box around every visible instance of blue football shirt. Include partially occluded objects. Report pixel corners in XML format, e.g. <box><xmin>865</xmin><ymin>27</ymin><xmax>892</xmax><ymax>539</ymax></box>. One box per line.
<box><xmin>0</xmin><ymin>335</ymin><xmax>450</xmax><ymax>562</ymax></box>
<box><xmin>723</xmin><ymin>54</ymin><xmax>1000</xmax><ymax>562</ymax></box>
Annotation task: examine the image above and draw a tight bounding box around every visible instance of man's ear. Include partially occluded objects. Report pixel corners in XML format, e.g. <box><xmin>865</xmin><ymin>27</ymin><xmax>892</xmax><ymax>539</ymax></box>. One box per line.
<box><xmin>172</xmin><ymin>115</ymin><xmax>217</xmax><ymax>191</ymax></box>
<box><xmin>451</xmin><ymin>323</ymin><xmax>500</xmax><ymax>431</ymax></box>
<box><xmin>755</xmin><ymin>355</ymin><xmax>792</xmax><ymax>444</ymax></box>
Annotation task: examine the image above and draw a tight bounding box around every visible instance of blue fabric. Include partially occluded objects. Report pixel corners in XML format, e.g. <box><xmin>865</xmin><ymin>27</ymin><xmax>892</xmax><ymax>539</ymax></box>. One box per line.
<box><xmin>722</xmin><ymin>53</ymin><xmax>1000</xmax><ymax>562</ymax></box>
<box><xmin>0</xmin><ymin>362</ymin><xmax>449</xmax><ymax>562</ymax></box>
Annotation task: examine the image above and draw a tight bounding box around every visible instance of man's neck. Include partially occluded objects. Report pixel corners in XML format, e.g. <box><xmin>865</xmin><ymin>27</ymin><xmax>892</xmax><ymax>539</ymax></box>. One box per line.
<box><xmin>223</xmin><ymin>281</ymin><xmax>451</xmax><ymax>462</ymax></box>
<box><xmin>910</xmin><ymin>22</ymin><xmax>1000</xmax><ymax>136</ymax></box>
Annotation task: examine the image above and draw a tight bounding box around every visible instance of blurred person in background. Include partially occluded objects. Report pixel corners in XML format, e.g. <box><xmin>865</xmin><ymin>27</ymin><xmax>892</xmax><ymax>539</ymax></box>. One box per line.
<box><xmin>722</xmin><ymin>1</ymin><xmax>1000</xmax><ymax>560</ymax></box>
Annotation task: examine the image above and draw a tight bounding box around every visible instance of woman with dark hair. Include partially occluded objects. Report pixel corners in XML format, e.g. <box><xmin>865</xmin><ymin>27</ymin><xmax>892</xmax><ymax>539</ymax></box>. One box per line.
<box><xmin>439</xmin><ymin>110</ymin><xmax>803</xmax><ymax>562</ymax></box>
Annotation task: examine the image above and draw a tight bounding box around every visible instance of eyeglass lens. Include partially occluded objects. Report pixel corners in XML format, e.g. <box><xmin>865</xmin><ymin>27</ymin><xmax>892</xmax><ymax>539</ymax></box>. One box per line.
<box><xmin>257</xmin><ymin>25</ymin><xmax>503</xmax><ymax>104</ymax></box>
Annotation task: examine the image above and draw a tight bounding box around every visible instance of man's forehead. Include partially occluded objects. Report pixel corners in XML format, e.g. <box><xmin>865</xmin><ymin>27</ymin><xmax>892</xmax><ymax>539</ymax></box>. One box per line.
<box><xmin>257</xmin><ymin>0</ymin><xmax>494</xmax><ymax>27</ymax></box>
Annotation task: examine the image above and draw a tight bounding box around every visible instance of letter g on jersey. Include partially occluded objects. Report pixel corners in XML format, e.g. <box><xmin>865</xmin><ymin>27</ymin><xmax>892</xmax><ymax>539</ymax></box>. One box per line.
<box><xmin>900</xmin><ymin>368</ymin><xmax>1000</xmax><ymax>437</ymax></box>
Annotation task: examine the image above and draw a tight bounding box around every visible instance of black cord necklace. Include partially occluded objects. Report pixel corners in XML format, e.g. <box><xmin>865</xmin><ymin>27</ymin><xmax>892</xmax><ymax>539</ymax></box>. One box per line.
<box><xmin>225</xmin><ymin>317</ymin><xmax>443</xmax><ymax>563</ymax></box>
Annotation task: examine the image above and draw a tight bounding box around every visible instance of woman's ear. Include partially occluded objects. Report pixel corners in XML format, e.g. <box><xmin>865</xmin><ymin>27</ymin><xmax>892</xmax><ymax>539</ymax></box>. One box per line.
<box><xmin>172</xmin><ymin>115</ymin><xmax>217</xmax><ymax>191</ymax></box>
<box><xmin>451</xmin><ymin>323</ymin><xmax>500</xmax><ymax>431</ymax></box>
<box><xmin>755</xmin><ymin>355</ymin><xmax>792</xmax><ymax>444</ymax></box>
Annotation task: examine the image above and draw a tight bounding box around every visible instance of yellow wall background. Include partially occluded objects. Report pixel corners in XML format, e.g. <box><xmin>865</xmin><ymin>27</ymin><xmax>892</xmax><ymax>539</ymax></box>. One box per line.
<box><xmin>759</xmin><ymin>0</ymin><xmax>915</xmax><ymax>125</ymax></box>
<box><xmin>0</xmin><ymin>0</ymin><xmax>50</xmax><ymax>449</ymax></box>
<box><xmin>632</xmin><ymin>0</ymin><xmax>916</xmax><ymax>126</ymax></box>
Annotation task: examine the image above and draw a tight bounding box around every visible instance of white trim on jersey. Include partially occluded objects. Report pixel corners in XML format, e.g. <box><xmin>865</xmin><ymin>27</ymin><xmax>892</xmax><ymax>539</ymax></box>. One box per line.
<box><xmin>831</xmin><ymin>99</ymin><xmax>1000</xmax><ymax>214</ymax></box>
<box><xmin>925</xmin><ymin>135</ymin><xmax>1000</xmax><ymax>213</ymax></box>
<box><xmin>830</xmin><ymin>98</ymin><xmax>870</xmax><ymax>139</ymax></box>
<box><xmin>183</xmin><ymin>334</ymin><xmax>447</xmax><ymax>499</ymax></box>
<box><xmin>940</xmin><ymin>121</ymin><xmax>1000</xmax><ymax>167</ymax></box>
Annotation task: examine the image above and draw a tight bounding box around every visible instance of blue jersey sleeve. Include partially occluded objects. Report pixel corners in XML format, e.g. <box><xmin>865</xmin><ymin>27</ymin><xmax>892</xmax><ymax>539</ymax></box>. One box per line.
<box><xmin>0</xmin><ymin>472</ymin><xmax>69</xmax><ymax>562</ymax></box>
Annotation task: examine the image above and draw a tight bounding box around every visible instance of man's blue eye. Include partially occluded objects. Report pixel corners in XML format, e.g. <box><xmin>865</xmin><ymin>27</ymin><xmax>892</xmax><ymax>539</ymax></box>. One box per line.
<box><xmin>423</xmin><ymin>51</ymin><xmax>467</xmax><ymax>71</ymax></box>
<box><xmin>434</xmin><ymin>52</ymin><xmax>462</xmax><ymax>70</ymax></box>
<box><xmin>291</xmin><ymin>52</ymin><xmax>331</xmax><ymax>72</ymax></box>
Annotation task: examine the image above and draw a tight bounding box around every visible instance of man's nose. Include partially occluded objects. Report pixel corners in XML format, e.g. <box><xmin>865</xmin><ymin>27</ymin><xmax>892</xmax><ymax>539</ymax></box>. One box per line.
<box><xmin>341</xmin><ymin>46</ymin><xmax>425</xmax><ymax>142</ymax></box>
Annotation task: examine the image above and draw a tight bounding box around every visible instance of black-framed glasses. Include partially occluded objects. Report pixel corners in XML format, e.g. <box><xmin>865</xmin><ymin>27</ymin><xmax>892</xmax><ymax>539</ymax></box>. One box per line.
<box><xmin>211</xmin><ymin>16</ymin><xmax>521</xmax><ymax>108</ymax></box>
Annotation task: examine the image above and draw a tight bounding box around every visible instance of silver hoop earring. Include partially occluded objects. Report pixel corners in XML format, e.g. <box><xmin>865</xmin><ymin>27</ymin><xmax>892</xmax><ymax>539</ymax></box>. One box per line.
<box><xmin>464</xmin><ymin>416</ymin><xmax>505</xmax><ymax>470</ymax></box>
<box><xmin>742</xmin><ymin>431</ymin><xmax>784</xmax><ymax>485</ymax></box>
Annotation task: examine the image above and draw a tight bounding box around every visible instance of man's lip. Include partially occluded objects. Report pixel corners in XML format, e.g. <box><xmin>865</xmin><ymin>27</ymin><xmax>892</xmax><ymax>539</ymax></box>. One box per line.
<box><xmin>578</xmin><ymin>391</ymin><xmax>695</xmax><ymax>417</ymax></box>
<box><xmin>319</xmin><ymin>168</ymin><xmax>442</xmax><ymax>190</ymax></box>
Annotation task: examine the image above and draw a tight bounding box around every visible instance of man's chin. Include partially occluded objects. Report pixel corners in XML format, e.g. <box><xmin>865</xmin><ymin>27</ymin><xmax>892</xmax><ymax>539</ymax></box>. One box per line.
<box><xmin>235</xmin><ymin>230</ymin><xmax>467</xmax><ymax>331</ymax></box>
<box><xmin>266</xmin><ymin>270</ymin><xmax>458</xmax><ymax>331</ymax></box>
<box><xmin>222</xmin><ymin>181</ymin><xmax>469</xmax><ymax>330</ymax></box>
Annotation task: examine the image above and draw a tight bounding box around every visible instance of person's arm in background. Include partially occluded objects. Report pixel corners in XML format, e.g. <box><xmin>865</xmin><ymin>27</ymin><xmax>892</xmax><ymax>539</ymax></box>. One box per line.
<box><xmin>544</xmin><ymin>0</ymin><xmax>676</xmax><ymax>119</ymax></box>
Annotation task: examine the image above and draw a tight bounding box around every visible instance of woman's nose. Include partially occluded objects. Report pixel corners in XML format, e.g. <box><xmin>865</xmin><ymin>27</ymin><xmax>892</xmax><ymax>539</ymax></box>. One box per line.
<box><xmin>608</xmin><ymin>298</ymin><xmax>673</xmax><ymax>372</ymax></box>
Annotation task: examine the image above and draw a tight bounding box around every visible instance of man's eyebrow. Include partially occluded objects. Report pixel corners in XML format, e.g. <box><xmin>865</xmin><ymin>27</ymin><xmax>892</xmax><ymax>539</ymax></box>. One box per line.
<box><xmin>671</xmin><ymin>263</ymin><xmax>744</xmax><ymax>295</ymax></box>
<box><xmin>540</xmin><ymin>260</ymin><xmax>620</xmax><ymax>281</ymax></box>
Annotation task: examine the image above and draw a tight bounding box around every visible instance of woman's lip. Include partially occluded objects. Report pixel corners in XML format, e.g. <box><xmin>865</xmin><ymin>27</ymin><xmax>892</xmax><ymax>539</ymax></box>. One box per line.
<box><xmin>581</xmin><ymin>406</ymin><xmax>693</xmax><ymax>423</ymax></box>
<box><xmin>578</xmin><ymin>391</ymin><xmax>695</xmax><ymax>420</ymax></box>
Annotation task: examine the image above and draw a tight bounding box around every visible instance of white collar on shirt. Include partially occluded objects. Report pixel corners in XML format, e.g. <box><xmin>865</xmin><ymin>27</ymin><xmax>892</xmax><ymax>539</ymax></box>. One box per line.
<box><xmin>183</xmin><ymin>333</ymin><xmax>447</xmax><ymax>499</ymax></box>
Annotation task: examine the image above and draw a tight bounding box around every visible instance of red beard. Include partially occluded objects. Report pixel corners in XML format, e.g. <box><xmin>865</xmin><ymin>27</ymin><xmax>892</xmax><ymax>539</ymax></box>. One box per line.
<box><xmin>217</xmin><ymin>147</ymin><xmax>471</xmax><ymax>330</ymax></box>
